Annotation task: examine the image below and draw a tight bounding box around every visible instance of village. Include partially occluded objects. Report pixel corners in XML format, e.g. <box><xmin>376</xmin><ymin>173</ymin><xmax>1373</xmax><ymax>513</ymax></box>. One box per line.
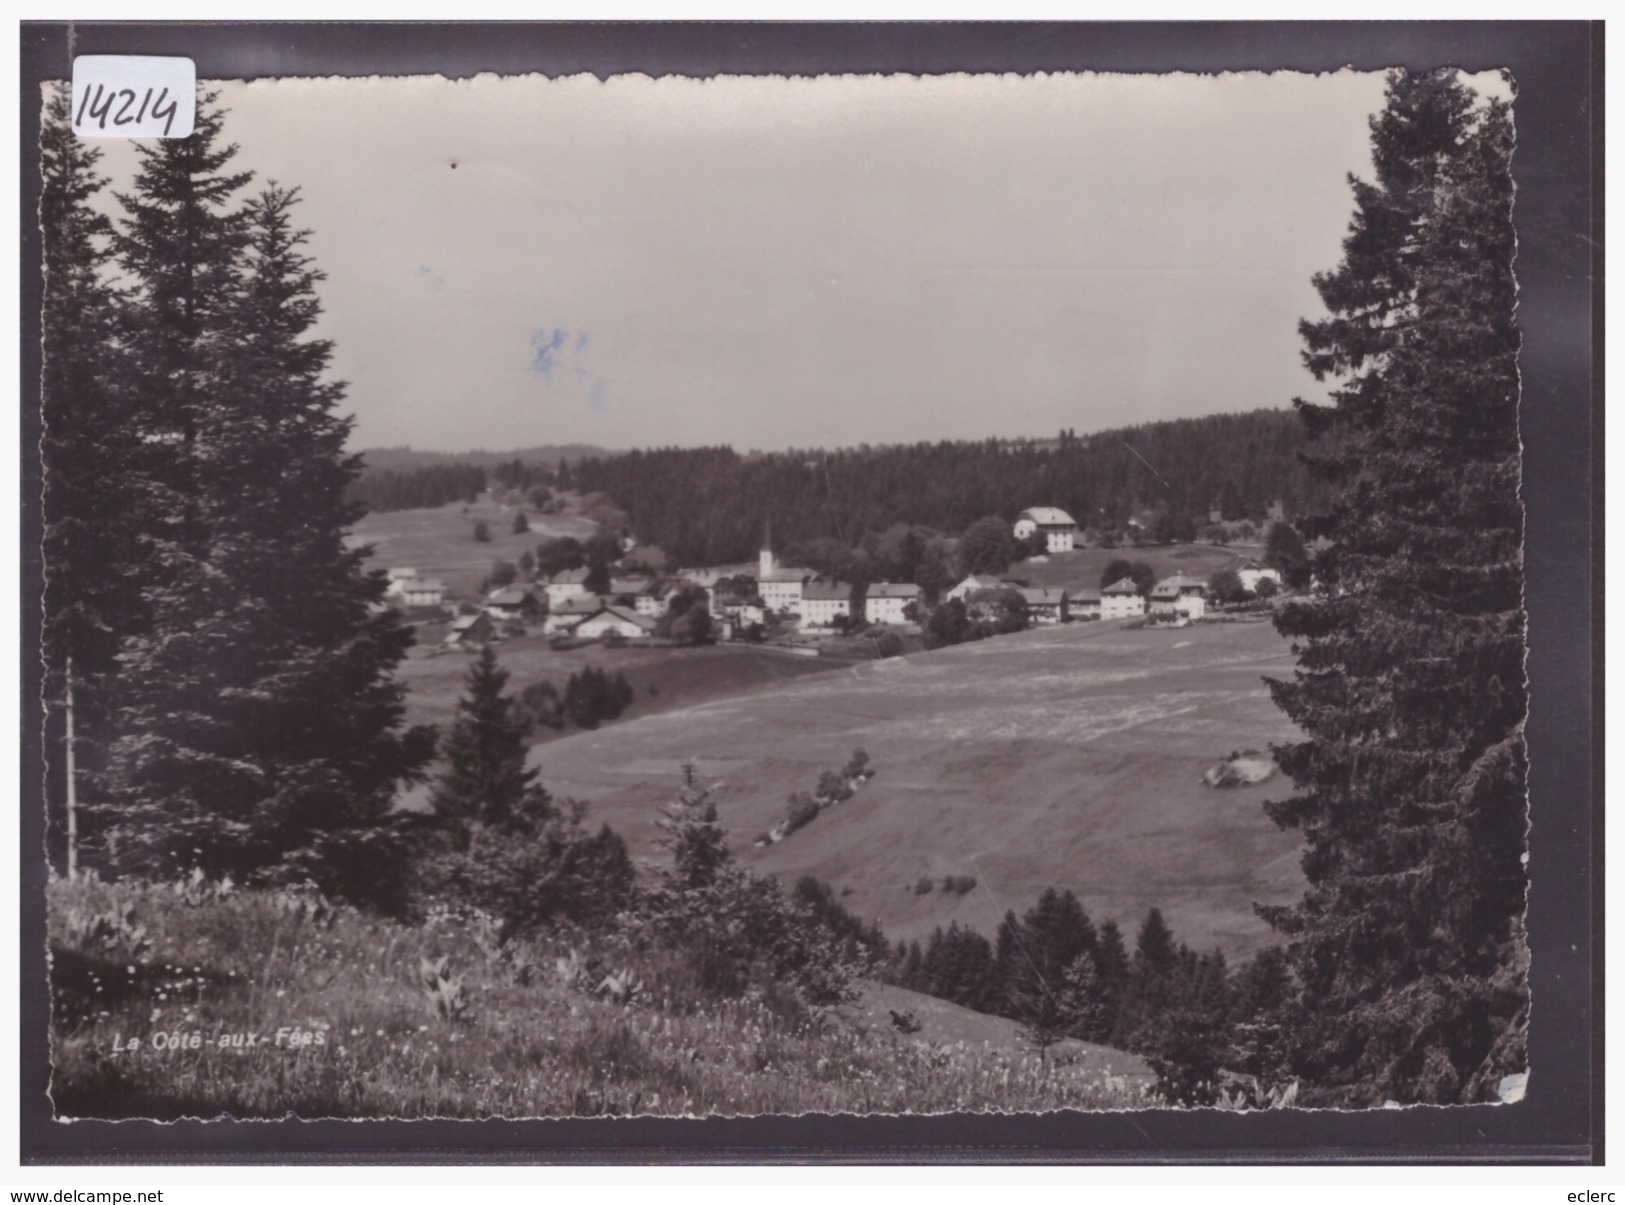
<box><xmin>375</xmin><ymin>503</ymin><xmax>1291</xmax><ymax>659</ymax></box>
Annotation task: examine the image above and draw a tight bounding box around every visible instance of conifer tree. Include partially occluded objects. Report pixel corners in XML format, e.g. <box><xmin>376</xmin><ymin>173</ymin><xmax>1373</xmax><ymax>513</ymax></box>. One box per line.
<box><xmin>1264</xmin><ymin>70</ymin><xmax>1528</xmax><ymax>1104</ymax></box>
<box><xmin>39</xmin><ymin>86</ymin><xmax>142</xmax><ymax>873</ymax></box>
<box><xmin>99</xmin><ymin>127</ymin><xmax>435</xmax><ymax>890</ymax></box>
<box><xmin>431</xmin><ymin>646</ymin><xmax>545</xmax><ymax>835</ymax></box>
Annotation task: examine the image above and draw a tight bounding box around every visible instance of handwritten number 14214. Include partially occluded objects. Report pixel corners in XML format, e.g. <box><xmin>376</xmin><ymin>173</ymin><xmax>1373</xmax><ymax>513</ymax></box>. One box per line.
<box><xmin>76</xmin><ymin>83</ymin><xmax>181</xmax><ymax>136</ymax></box>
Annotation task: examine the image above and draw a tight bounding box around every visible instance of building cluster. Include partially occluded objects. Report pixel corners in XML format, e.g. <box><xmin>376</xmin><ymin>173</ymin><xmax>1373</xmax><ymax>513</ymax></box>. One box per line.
<box><xmin>383</xmin><ymin>503</ymin><xmax>1280</xmax><ymax>653</ymax></box>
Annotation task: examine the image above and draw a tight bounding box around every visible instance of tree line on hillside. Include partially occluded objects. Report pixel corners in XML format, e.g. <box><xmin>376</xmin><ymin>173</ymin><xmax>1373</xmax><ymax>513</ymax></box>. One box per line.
<box><xmin>346</xmin><ymin>462</ymin><xmax>488</xmax><ymax>513</ymax></box>
<box><xmin>884</xmin><ymin>890</ymin><xmax>1289</xmax><ymax>1103</ymax></box>
<box><xmin>562</xmin><ymin>409</ymin><xmax>1335</xmax><ymax>567</ymax></box>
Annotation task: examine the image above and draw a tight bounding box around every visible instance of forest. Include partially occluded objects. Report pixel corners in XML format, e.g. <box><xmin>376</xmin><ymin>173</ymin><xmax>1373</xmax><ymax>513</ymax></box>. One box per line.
<box><xmin>565</xmin><ymin>410</ymin><xmax>1336</xmax><ymax>567</ymax></box>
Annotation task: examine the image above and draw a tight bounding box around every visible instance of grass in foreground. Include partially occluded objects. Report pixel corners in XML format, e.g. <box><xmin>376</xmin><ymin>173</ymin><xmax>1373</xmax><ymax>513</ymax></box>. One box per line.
<box><xmin>48</xmin><ymin>875</ymin><xmax>1155</xmax><ymax>1120</ymax></box>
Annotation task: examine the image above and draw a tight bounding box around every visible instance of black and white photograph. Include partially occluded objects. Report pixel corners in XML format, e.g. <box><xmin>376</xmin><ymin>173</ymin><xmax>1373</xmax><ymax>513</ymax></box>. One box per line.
<box><xmin>28</xmin><ymin>26</ymin><xmax>1579</xmax><ymax>1142</ymax></box>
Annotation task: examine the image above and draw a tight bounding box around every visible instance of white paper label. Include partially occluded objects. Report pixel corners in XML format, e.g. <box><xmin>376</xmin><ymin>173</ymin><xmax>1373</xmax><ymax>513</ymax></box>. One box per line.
<box><xmin>71</xmin><ymin>56</ymin><xmax>195</xmax><ymax>139</ymax></box>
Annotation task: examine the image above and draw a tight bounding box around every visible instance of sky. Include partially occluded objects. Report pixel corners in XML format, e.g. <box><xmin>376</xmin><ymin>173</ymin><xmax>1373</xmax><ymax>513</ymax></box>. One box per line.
<box><xmin>79</xmin><ymin>69</ymin><xmax>1509</xmax><ymax>454</ymax></box>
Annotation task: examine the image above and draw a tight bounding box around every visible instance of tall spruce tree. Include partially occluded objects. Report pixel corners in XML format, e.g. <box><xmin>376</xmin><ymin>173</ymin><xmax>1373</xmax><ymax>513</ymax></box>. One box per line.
<box><xmin>39</xmin><ymin>86</ymin><xmax>142</xmax><ymax>874</ymax></box>
<box><xmin>97</xmin><ymin>98</ymin><xmax>433</xmax><ymax>893</ymax></box>
<box><xmin>1264</xmin><ymin>70</ymin><xmax>1528</xmax><ymax>1104</ymax></box>
<box><xmin>431</xmin><ymin>646</ymin><xmax>545</xmax><ymax>835</ymax></box>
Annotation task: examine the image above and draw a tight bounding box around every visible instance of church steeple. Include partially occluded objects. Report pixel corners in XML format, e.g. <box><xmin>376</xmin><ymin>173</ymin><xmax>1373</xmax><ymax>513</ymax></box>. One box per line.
<box><xmin>759</xmin><ymin>517</ymin><xmax>775</xmax><ymax>579</ymax></box>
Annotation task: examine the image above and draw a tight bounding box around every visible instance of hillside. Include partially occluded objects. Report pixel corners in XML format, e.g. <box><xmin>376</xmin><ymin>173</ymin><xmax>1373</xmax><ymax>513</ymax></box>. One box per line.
<box><xmin>47</xmin><ymin>876</ymin><xmax>1151</xmax><ymax>1120</ymax></box>
<box><xmin>569</xmin><ymin>408</ymin><xmax>1331</xmax><ymax>566</ymax></box>
<box><xmin>347</xmin><ymin>498</ymin><xmax>596</xmax><ymax>600</ymax></box>
<box><xmin>529</xmin><ymin>617</ymin><xmax>1305</xmax><ymax>960</ymax></box>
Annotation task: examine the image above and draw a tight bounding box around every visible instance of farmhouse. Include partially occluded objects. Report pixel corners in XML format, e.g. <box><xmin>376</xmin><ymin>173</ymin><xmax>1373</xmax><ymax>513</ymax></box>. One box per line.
<box><xmin>485</xmin><ymin>585</ymin><xmax>542</xmax><ymax>621</ymax></box>
<box><xmin>800</xmin><ymin>581</ymin><xmax>852</xmax><ymax>627</ymax></box>
<box><xmin>386</xmin><ymin>566</ymin><xmax>419</xmax><ymax>582</ymax></box>
<box><xmin>389</xmin><ymin>577</ymin><xmax>447</xmax><ymax>609</ymax></box>
<box><xmin>574</xmin><ymin>604</ymin><xmax>656</xmax><ymax>642</ymax></box>
<box><xmin>1101</xmin><ymin>577</ymin><xmax>1147</xmax><ymax>619</ymax></box>
<box><xmin>758</xmin><ymin>536</ymin><xmax>810</xmax><ymax>616</ymax></box>
<box><xmin>1013</xmin><ymin>506</ymin><xmax>1078</xmax><ymax>553</ymax></box>
<box><xmin>1015</xmin><ymin>586</ymin><xmax>1070</xmax><ymax>625</ymax></box>
<box><xmin>865</xmin><ymin>582</ymin><xmax>919</xmax><ymax>625</ymax></box>
<box><xmin>542</xmin><ymin>593</ymin><xmax>602</xmax><ymax>634</ymax></box>
<box><xmin>445</xmin><ymin>612</ymin><xmax>496</xmax><ymax>648</ymax></box>
<box><xmin>1150</xmin><ymin>574</ymin><xmax>1207</xmax><ymax>620</ymax></box>
<box><xmin>1238</xmin><ymin>561</ymin><xmax>1283</xmax><ymax>593</ymax></box>
<box><xmin>541</xmin><ymin>567</ymin><xmax>591</xmax><ymax>607</ymax></box>
<box><xmin>946</xmin><ymin>573</ymin><xmax>1003</xmax><ymax>602</ymax></box>
<box><xmin>1070</xmin><ymin>587</ymin><xmax>1103</xmax><ymax>620</ymax></box>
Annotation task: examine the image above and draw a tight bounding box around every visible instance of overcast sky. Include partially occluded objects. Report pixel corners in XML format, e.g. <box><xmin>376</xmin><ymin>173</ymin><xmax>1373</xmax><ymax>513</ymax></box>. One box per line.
<box><xmin>83</xmin><ymin>70</ymin><xmax>1509</xmax><ymax>454</ymax></box>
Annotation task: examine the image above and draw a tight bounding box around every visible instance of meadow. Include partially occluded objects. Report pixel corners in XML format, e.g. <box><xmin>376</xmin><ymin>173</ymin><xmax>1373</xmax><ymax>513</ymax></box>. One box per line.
<box><xmin>348</xmin><ymin>498</ymin><xmax>596</xmax><ymax>600</ymax></box>
<box><xmin>530</xmin><ymin>617</ymin><xmax>1305</xmax><ymax>958</ymax></box>
<box><xmin>47</xmin><ymin>875</ymin><xmax>1154</xmax><ymax>1120</ymax></box>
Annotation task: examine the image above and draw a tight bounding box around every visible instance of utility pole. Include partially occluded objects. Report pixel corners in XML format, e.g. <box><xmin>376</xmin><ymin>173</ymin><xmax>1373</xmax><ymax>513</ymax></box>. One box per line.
<box><xmin>64</xmin><ymin>653</ymin><xmax>77</xmax><ymax>880</ymax></box>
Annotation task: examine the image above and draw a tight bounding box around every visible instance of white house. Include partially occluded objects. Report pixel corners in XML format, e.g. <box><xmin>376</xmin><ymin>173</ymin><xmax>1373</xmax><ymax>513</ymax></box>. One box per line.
<box><xmin>758</xmin><ymin>537</ymin><xmax>810</xmax><ymax>616</ymax></box>
<box><xmin>541</xmin><ymin>567</ymin><xmax>591</xmax><ymax>607</ymax></box>
<box><xmin>1013</xmin><ymin>507</ymin><xmax>1079</xmax><ymax>553</ymax></box>
<box><xmin>799</xmin><ymin>581</ymin><xmax>852</xmax><ymax>627</ymax></box>
<box><xmin>574</xmin><ymin>604</ymin><xmax>656</xmax><ymax>642</ymax></box>
<box><xmin>865</xmin><ymin>582</ymin><xmax>919</xmax><ymax>625</ymax></box>
<box><xmin>1238</xmin><ymin>562</ymin><xmax>1283</xmax><ymax>594</ymax></box>
<box><xmin>946</xmin><ymin>573</ymin><xmax>1003</xmax><ymax>602</ymax></box>
<box><xmin>1149</xmin><ymin>575</ymin><xmax>1207</xmax><ymax>620</ymax></box>
<box><xmin>389</xmin><ymin>577</ymin><xmax>447</xmax><ymax>608</ymax></box>
<box><xmin>542</xmin><ymin>593</ymin><xmax>602</xmax><ymax>634</ymax></box>
<box><xmin>1016</xmin><ymin>586</ymin><xmax>1069</xmax><ymax>625</ymax></box>
<box><xmin>1101</xmin><ymin>577</ymin><xmax>1146</xmax><ymax>619</ymax></box>
<box><xmin>386</xmin><ymin>566</ymin><xmax>420</xmax><ymax>583</ymax></box>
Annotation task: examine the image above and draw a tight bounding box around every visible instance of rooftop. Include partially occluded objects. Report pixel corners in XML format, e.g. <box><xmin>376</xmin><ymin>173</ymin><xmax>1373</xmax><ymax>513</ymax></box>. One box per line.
<box><xmin>1018</xmin><ymin>506</ymin><xmax>1077</xmax><ymax>527</ymax></box>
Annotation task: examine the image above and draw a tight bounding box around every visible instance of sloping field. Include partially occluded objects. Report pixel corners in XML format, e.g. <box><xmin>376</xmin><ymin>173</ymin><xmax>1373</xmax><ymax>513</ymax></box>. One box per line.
<box><xmin>348</xmin><ymin>499</ymin><xmax>596</xmax><ymax>600</ymax></box>
<box><xmin>533</xmin><ymin>618</ymin><xmax>1306</xmax><ymax>960</ymax></box>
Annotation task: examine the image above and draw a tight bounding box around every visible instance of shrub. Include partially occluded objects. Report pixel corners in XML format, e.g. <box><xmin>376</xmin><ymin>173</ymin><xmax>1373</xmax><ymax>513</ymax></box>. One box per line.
<box><xmin>785</xmin><ymin>793</ymin><xmax>821</xmax><ymax>833</ymax></box>
<box><xmin>914</xmin><ymin>877</ymin><xmax>935</xmax><ymax>895</ymax></box>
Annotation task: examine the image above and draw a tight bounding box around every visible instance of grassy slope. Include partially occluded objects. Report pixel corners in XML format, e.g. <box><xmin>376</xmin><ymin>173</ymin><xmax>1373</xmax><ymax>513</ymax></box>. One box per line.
<box><xmin>532</xmin><ymin>617</ymin><xmax>1305</xmax><ymax>960</ymax></box>
<box><xmin>347</xmin><ymin>498</ymin><xmax>596</xmax><ymax>601</ymax></box>
<box><xmin>47</xmin><ymin>878</ymin><xmax>1152</xmax><ymax>1120</ymax></box>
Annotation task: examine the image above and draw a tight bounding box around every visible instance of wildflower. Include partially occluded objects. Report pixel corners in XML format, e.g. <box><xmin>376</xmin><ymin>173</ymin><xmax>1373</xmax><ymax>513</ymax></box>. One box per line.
<box><xmin>275</xmin><ymin>989</ymin><xmax>286</xmax><ymax>998</ymax></box>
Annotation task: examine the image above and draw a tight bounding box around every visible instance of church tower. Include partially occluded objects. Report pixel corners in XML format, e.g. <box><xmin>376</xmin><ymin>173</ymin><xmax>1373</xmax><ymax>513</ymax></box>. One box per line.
<box><xmin>759</xmin><ymin>517</ymin><xmax>776</xmax><ymax>579</ymax></box>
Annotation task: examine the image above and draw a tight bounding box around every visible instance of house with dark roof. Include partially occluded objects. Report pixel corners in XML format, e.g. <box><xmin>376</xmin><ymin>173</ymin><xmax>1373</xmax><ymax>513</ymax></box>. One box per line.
<box><xmin>485</xmin><ymin>585</ymin><xmax>542</xmax><ymax>621</ymax></box>
<box><xmin>542</xmin><ymin>593</ymin><xmax>602</xmax><ymax>634</ymax></box>
<box><xmin>540</xmin><ymin>567</ymin><xmax>591</xmax><ymax>607</ymax></box>
<box><xmin>1015</xmin><ymin>586</ymin><xmax>1070</xmax><ymax>624</ymax></box>
<box><xmin>800</xmin><ymin>581</ymin><xmax>852</xmax><ymax>627</ymax></box>
<box><xmin>1150</xmin><ymin>574</ymin><xmax>1207</xmax><ymax>619</ymax></box>
<box><xmin>574</xmin><ymin>604</ymin><xmax>657</xmax><ymax>642</ymax></box>
<box><xmin>864</xmin><ymin>582</ymin><xmax>920</xmax><ymax>625</ymax></box>
<box><xmin>445</xmin><ymin>612</ymin><xmax>496</xmax><ymax>648</ymax></box>
<box><xmin>1013</xmin><ymin>506</ymin><xmax>1079</xmax><ymax>553</ymax></box>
